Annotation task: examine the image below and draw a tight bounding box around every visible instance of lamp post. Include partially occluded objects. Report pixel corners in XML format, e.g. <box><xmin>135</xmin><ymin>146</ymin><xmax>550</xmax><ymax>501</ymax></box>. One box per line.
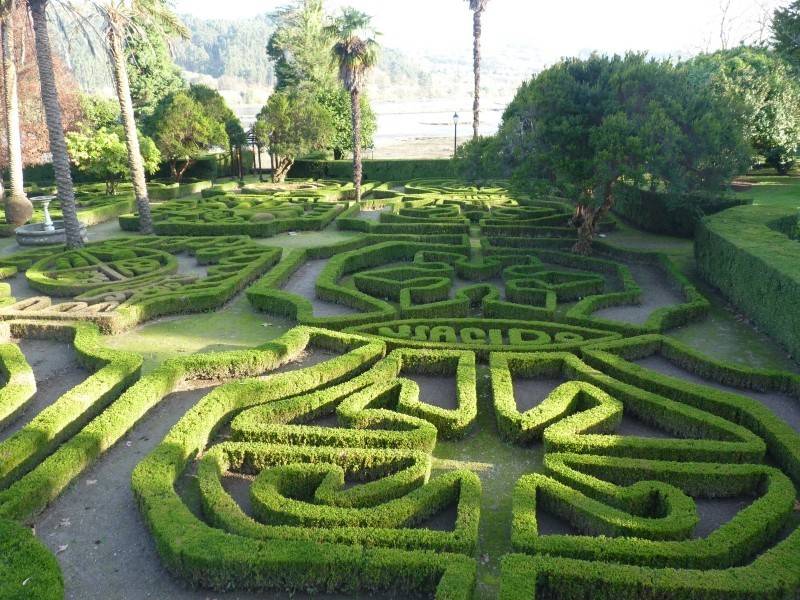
<box><xmin>453</xmin><ymin>112</ymin><xmax>459</xmax><ymax>157</ymax></box>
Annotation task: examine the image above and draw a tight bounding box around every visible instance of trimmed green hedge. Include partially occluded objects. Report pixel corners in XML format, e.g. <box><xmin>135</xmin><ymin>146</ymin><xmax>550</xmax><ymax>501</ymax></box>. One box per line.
<box><xmin>290</xmin><ymin>159</ymin><xmax>455</xmax><ymax>181</ymax></box>
<box><xmin>132</xmin><ymin>327</ymin><xmax>478</xmax><ymax>597</ymax></box>
<box><xmin>696</xmin><ymin>204</ymin><xmax>800</xmax><ymax>359</ymax></box>
<box><xmin>613</xmin><ymin>184</ymin><xmax>751</xmax><ymax>237</ymax></box>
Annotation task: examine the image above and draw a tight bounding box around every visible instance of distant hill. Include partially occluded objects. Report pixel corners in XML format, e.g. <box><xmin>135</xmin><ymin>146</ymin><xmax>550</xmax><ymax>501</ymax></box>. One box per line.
<box><xmin>52</xmin><ymin>11</ymin><xmax>536</xmax><ymax>110</ymax></box>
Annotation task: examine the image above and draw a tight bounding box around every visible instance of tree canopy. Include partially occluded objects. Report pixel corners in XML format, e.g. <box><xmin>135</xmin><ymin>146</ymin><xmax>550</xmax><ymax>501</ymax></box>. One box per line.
<box><xmin>685</xmin><ymin>47</ymin><xmax>800</xmax><ymax>174</ymax></box>
<box><xmin>255</xmin><ymin>90</ymin><xmax>333</xmax><ymax>181</ymax></box>
<box><xmin>773</xmin><ymin>1</ymin><xmax>800</xmax><ymax>71</ymax></box>
<box><xmin>188</xmin><ymin>83</ymin><xmax>246</xmax><ymax>148</ymax></box>
<box><xmin>150</xmin><ymin>91</ymin><xmax>227</xmax><ymax>182</ymax></box>
<box><xmin>125</xmin><ymin>24</ymin><xmax>185</xmax><ymax>118</ymax></box>
<box><xmin>474</xmin><ymin>53</ymin><xmax>749</xmax><ymax>252</ymax></box>
<box><xmin>67</xmin><ymin>126</ymin><xmax>160</xmax><ymax>195</ymax></box>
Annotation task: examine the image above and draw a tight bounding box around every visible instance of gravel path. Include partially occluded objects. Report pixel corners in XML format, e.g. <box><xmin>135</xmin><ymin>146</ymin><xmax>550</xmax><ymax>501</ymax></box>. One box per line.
<box><xmin>357</xmin><ymin>208</ymin><xmax>389</xmax><ymax>221</ymax></box>
<box><xmin>636</xmin><ymin>355</ymin><xmax>800</xmax><ymax>432</ymax></box>
<box><xmin>175</xmin><ymin>254</ymin><xmax>209</xmax><ymax>279</ymax></box>
<box><xmin>0</xmin><ymin>339</ymin><xmax>87</xmax><ymax>442</ymax></box>
<box><xmin>512</xmin><ymin>378</ymin><xmax>565</xmax><ymax>412</ymax></box>
<box><xmin>404</xmin><ymin>374</ymin><xmax>458</xmax><ymax>410</ymax></box>
<box><xmin>593</xmin><ymin>263</ymin><xmax>686</xmax><ymax>325</ymax></box>
<box><xmin>281</xmin><ymin>259</ymin><xmax>359</xmax><ymax>317</ymax></box>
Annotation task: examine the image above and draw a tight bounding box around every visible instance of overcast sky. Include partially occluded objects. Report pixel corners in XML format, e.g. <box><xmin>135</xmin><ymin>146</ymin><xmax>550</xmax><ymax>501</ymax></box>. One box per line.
<box><xmin>173</xmin><ymin>0</ymin><xmax>785</xmax><ymax>62</ymax></box>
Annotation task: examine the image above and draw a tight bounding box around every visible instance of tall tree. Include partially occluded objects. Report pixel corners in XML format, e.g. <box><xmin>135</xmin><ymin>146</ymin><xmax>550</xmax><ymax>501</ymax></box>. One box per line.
<box><xmin>267</xmin><ymin>0</ymin><xmax>333</xmax><ymax>91</ymax></box>
<box><xmin>125</xmin><ymin>19</ymin><xmax>184</xmax><ymax>118</ymax></box>
<box><xmin>150</xmin><ymin>90</ymin><xmax>227</xmax><ymax>183</ymax></box>
<box><xmin>94</xmin><ymin>0</ymin><xmax>186</xmax><ymax>234</ymax></box>
<box><xmin>266</xmin><ymin>0</ymin><xmax>376</xmax><ymax>160</ymax></box>
<box><xmin>467</xmin><ymin>0</ymin><xmax>489</xmax><ymax>139</ymax></box>
<box><xmin>28</xmin><ymin>0</ymin><xmax>83</xmax><ymax>247</ymax></box>
<box><xmin>496</xmin><ymin>54</ymin><xmax>748</xmax><ymax>253</ymax></box>
<box><xmin>326</xmin><ymin>8</ymin><xmax>379</xmax><ymax>202</ymax></box>
<box><xmin>773</xmin><ymin>1</ymin><xmax>800</xmax><ymax>70</ymax></box>
<box><xmin>188</xmin><ymin>84</ymin><xmax>246</xmax><ymax>177</ymax></box>
<box><xmin>255</xmin><ymin>90</ymin><xmax>332</xmax><ymax>182</ymax></box>
<box><xmin>685</xmin><ymin>47</ymin><xmax>800</xmax><ymax>175</ymax></box>
<box><xmin>0</xmin><ymin>0</ymin><xmax>32</xmax><ymax>225</ymax></box>
<box><xmin>0</xmin><ymin>5</ymin><xmax>83</xmax><ymax>170</ymax></box>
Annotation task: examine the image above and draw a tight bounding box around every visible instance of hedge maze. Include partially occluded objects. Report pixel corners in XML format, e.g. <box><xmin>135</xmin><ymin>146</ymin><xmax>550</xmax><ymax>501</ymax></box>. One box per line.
<box><xmin>0</xmin><ymin>179</ymin><xmax>797</xmax><ymax>600</ymax></box>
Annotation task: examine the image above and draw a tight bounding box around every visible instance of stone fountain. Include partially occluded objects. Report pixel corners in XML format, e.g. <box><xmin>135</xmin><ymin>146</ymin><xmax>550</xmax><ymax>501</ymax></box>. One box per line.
<box><xmin>15</xmin><ymin>195</ymin><xmax>87</xmax><ymax>246</ymax></box>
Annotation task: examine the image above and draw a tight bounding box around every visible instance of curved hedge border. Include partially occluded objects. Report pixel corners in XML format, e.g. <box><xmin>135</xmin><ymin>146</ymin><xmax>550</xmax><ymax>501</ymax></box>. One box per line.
<box><xmin>0</xmin><ymin>236</ymin><xmax>281</xmax><ymax>333</ymax></box>
<box><xmin>132</xmin><ymin>328</ymin><xmax>478</xmax><ymax>598</ymax></box>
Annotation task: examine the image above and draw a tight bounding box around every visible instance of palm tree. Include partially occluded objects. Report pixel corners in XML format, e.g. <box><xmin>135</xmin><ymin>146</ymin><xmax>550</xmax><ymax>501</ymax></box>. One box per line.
<box><xmin>1</xmin><ymin>2</ymin><xmax>32</xmax><ymax>225</ymax></box>
<box><xmin>93</xmin><ymin>0</ymin><xmax>186</xmax><ymax>234</ymax></box>
<box><xmin>467</xmin><ymin>0</ymin><xmax>489</xmax><ymax>139</ymax></box>
<box><xmin>28</xmin><ymin>0</ymin><xmax>83</xmax><ymax>247</ymax></box>
<box><xmin>326</xmin><ymin>8</ymin><xmax>378</xmax><ymax>202</ymax></box>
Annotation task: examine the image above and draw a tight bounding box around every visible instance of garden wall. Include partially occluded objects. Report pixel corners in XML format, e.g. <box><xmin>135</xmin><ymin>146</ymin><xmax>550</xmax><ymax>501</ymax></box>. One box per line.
<box><xmin>696</xmin><ymin>204</ymin><xmax>800</xmax><ymax>358</ymax></box>
<box><xmin>289</xmin><ymin>159</ymin><xmax>455</xmax><ymax>181</ymax></box>
<box><xmin>614</xmin><ymin>185</ymin><xmax>750</xmax><ymax>237</ymax></box>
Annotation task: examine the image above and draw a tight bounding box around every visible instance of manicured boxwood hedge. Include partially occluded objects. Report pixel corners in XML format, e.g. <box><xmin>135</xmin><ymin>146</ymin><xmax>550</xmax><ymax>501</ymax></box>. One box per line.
<box><xmin>132</xmin><ymin>327</ymin><xmax>478</xmax><ymax>598</ymax></box>
<box><xmin>290</xmin><ymin>159</ymin><xmax>455</xmax><ymax>181</ymax></box>
<box><xmin>613</xmin><ymin>183</ymin><xmax>751</xmax><ymax>237</ymax></box>
<box><xmin>696</xmin><ymin>204</ymin><xmax>800</xmax><ymax>359</ymax></box>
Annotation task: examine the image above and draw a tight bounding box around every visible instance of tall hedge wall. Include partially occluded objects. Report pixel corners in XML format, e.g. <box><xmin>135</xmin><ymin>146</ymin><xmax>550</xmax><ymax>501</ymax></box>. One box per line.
<box><xmin>613</xmin><ymin>184</ymin><xmax>751</xmax><ymax>237</ymax></box>
<box><xmin>696</xmin><ymin>204</ymin><xmax>800</xmax><ymax>358</ymax></box>
<box><xmin>289</xmin><ymin>159</ymin><xmax>455</xmax><ymax>181</ymax></box>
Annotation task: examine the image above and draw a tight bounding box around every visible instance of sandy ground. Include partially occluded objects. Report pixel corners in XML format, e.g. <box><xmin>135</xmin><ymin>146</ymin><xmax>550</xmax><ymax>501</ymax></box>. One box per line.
<box><xmin>372</xmin><ymin>137</ymin><xmax>454</xmax><ymax>160</ymax></box>
<box><xmin>512</xmin><ymin>378</ymin><xmax>564</xmax><ymax>412</ymax></box>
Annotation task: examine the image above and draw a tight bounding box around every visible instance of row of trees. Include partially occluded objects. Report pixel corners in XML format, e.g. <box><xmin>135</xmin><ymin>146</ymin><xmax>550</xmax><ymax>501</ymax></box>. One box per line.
<box><xmin>254</xmin><ymin>1</ymin><xmax>379</xmax><ymax>201</ymax></box>
<box><xmin>0</xmin><ymin>0</ymin><xmax>246</xmax><ymax>247</ymax></box>
<box><xmin>0</xmin><ymin>0</ymin><xmax>190</xmax><ymax>244</ymax></box>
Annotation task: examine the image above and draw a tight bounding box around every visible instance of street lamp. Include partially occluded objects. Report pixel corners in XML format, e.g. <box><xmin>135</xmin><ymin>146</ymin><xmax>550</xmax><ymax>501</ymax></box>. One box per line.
<box><xmin>453</xmin><ymin>112</ymin><xmax>459</xmax><ymax>156</ymax></box>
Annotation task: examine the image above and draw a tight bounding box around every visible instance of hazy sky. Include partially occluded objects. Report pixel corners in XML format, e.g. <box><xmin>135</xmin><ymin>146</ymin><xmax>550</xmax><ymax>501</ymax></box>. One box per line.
<box><xmin>173</xmin><ymin>0</ymin><xmax>785</xmax><ymax>62</ymax></box>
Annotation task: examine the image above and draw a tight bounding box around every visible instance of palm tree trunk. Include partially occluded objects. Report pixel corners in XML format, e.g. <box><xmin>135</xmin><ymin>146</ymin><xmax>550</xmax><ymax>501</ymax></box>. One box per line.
<box><xmin>472</xmin><ymin>7</ymin><xmax>482</xmax><ymax>139</ymax></box>
<box><xmin>107</xmin><ymin>21</ymin><xmax>152</xmax><ymax>234</ymax></box>
<box><xmin>29</xmin><ymin>0</ymin><xmax>83</xmax><ymax>247</ymax></box>
<box><xmin>1</xmin><ymin>19</ymin><xmax>31</xmax><ymax>226</ymax></box>
<box><xmin>350</xmin><ymin>88</ymin><xmax>362</xmax><ymax>202</ymax></box>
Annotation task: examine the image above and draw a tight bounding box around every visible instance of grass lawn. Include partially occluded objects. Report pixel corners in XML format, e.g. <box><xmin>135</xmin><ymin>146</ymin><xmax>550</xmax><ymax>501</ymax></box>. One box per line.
<box><xmin>738</xmin><ymin>174</ymin><xmax>800</xmax><ymax>209</ymax></box>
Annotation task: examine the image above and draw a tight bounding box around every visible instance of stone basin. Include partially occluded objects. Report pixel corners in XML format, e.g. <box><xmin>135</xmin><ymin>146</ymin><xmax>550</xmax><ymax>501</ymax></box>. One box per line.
<box><xmin>16</xmin><ymin>220</ymin><xmax>88</xmax><ymax>246</ymax></box>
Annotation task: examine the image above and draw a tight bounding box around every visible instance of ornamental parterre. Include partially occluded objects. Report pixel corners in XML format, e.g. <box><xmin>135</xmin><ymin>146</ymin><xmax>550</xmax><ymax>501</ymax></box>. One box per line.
<box><xmin>0</xmin><ymin>179</ymin><xmax>797</xmax><ymax>600</ymax></box>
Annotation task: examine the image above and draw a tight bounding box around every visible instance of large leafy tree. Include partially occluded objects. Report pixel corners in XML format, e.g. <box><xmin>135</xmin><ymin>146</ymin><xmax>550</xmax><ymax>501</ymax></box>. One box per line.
<box><xmin>150</xmin><ymin>91</ymin><xmax>227</xmax><ymax>183</ymax></box>
<box><xmin>267</xmin><ymin>0</ymin><xmax>376</xmax><ymax>160</ymax></box>
<box><xmin>685</xmin><ymin>47</ymin><xmax>800</xmax><ymax>174</ymax></box>
<box><xmin>498</xmin><ymin>53</ymin><xmax>748</xmax><ymax>253</ymax></box>
<box><xmin>188</xmin><ymin>83</ymin><xmax>246</xmax><ymax>177</ymax></box>
<box><xmin>0</xmin><ymin>0</ymin><xmax>32</xmax><ymax>225</ymax></box>
<box><xmin>255</xmin><ymin>90</ymin><xmax>333</xmax><ymax>182</ymax></box>
<box><xmin>316</xmin><ymin>85</ymin><xmax>375</xmax><ymax>159</ymax></box>
<box><xmin>466</xmin><ymin>0</ymin><xmax>489</xmax><ymax>139</ymax></box>
<box><xmin>93</xmin><ymin>0</ymin><xmax>186</xmax><ymax>234</ymax></box>
<box><xmin>28</xmin><ymin>0</ymin><xmax>83</xmax><ymax>247</ymax></box>
<box><xmin>67</xmin><ymin>126</ymin><xmax>160</xmax><ymax>195</ymax></box>
<box><xmin>267</xmin><ymin>0</ymin><xmax>333</xmax><ymax>91</ymax></box>
<box><xmin>326</xmin><ymin>7</ymin><xmax>379</xmax><ymax>202</ymax></box>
